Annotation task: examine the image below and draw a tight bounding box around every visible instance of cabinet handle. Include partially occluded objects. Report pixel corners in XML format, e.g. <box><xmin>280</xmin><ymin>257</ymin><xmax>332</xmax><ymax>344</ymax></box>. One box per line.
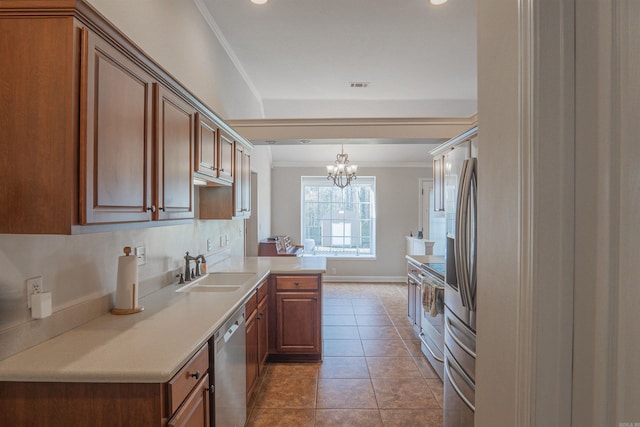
<box><xmin>294</xmin><ymin>282</ymin><xmax>300</xmax><ymax>286</ymax></box>
<box><xmin>190</xmin><ymin>371</ymin><xmax>200</xmax><ymax>380</ymax></box>
<box><xmin>159</xmin><ymin>206</ymin><xmax>165</xmax><ymax>212</ymax></box>
<box><xmin>312</xmin><ymin>297</ymin><xmax>318</xmax><ymax>301</ymax></box>
<box><xmin>146</xmin><ymin>205</ymin><xmax>156</xmax><ymax>213</ymax></box>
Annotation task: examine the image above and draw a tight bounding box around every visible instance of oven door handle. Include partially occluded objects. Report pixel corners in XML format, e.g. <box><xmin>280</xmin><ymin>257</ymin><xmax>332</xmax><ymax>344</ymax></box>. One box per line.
<box><xmin>418</xmin><ymin>274</ymin><xmax>445</xmax><ymax>290</ymax></box>
<box><xmin>419</xmin><ymin>331</ymin><xmax>444</xmax><ymax>363</ymax></box>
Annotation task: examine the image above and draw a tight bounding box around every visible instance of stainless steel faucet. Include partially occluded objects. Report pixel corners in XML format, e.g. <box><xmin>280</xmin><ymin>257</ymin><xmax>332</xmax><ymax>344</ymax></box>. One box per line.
<box><xmin>184</xmin><ymin>252</ymin><xmax>207</xmax><ymax>282</ymax></box>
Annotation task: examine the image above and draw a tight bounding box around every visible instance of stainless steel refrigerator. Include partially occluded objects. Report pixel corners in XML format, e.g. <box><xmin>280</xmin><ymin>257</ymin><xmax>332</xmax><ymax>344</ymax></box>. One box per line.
<box><xmin>441</xmin><ymin>127</ymin><xmax>478</xmax><ymax>426</ymax></box>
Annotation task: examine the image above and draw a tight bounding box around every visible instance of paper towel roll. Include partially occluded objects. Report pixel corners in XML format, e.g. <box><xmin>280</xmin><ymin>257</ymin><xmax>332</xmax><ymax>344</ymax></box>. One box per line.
<box><xmin>115</xmin><ymin>247</ymin><xmax>139</xmax><ymax>310</ymax></box>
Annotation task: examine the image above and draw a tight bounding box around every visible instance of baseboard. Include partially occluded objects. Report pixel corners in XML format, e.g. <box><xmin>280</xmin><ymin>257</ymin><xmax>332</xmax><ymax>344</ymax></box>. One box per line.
<box><xmin>323</xmin><ymin>276</ymin><xmax>406</xmax><ymax>283</ymax></box>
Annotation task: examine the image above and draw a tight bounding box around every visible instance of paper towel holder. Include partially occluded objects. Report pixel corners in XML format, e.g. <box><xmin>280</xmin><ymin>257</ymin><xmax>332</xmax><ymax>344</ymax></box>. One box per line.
<box><xmin>111</xmin><ymin>246</ymin><xmax>144</xmax><ymax>315</ymax></box>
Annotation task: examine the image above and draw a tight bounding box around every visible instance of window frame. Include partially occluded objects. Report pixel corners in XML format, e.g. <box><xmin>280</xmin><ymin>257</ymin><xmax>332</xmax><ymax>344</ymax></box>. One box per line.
<box><xmin>300</xmin><ymin>176</ymin><xmax>376</xmax><ymax>259</ymax></box>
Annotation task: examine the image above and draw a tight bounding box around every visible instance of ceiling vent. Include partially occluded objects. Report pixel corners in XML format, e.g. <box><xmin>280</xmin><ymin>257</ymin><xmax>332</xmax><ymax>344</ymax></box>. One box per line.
<box><xmin>349</xmin><ymin>82</ymin><xmax>369</xmax><ymax>88</ymax></box>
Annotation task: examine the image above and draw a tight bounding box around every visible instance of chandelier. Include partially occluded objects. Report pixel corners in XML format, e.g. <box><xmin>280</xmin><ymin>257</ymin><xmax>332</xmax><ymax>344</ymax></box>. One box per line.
<box><xmin>326</xmin><ymin>145</ymin><xmax>358</xmax><ymax>189</ymax></box>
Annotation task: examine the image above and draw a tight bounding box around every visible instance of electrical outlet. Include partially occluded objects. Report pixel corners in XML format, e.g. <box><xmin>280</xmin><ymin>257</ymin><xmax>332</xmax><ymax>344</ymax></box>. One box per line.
<box><xmin>207</xmin><ymin>238</ymin><xmax>212</xmax><ymax>252</ymax></box>
<box><xmin>135</xmin><ymin>246</ymin><xmax>146</xmax><ymax>266</ymax></box>
<box><xmin>26</xmin><ymin>276</ymin><xmax>43</xmax><ymax>308</ymax></box>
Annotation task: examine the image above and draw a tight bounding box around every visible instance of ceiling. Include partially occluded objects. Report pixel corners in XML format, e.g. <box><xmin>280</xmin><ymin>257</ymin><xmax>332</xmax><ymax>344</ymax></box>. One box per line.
<box><xmin>198</xmin><ymin>0</ymin><xmax>477</xmax><ymax>165</ymax></box>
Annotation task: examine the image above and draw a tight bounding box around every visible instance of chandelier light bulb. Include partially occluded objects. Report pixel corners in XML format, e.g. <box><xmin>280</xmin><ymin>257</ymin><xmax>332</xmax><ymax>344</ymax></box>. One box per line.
<box><xmin>326</xmin><ymin>145</ymin><xmax>358</xmax><ymax>189</ymax></box>
<box><xmin>251</xmin><ymin>0</ymin><xmax>268</xmax><ymax>4</ymax></box>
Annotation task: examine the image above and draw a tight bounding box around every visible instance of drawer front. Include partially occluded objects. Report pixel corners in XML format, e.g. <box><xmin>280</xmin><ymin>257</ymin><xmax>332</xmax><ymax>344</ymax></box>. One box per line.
<box><xmin>168</xmin><ymin>343</ymin><xmax>209</xmax><ymax>414</ymax></box>
<box><xmin>276</xmin><ymin>275</ymin><xmax>318</xmax><ymax>291</ymax></box>
<box><xmin>245</xmin><ymin>291</ymin><xmax>258</xmax><ymax>315</ymax></box>
<box><xmin>257</xmin><ymin>280</ymin><xmax>268</xmax><ymax>302</ymax></box>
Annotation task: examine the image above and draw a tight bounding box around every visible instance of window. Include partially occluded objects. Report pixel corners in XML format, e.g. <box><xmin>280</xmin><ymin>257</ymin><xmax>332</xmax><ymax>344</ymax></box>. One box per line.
<box><xmin>301</xmin><ymin>176</ymin><xmax>376</xmax><ymax>258</ymax></box>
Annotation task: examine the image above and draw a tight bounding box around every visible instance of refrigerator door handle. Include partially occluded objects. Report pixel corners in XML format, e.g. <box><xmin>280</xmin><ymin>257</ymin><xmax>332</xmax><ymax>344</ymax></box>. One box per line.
<box><xmin>445</xmin><ymin>350</ymin><xmax>476</xmax><ymax>412</ymax></box>
<box><xmin>455</xmin><ymin>160</ymin><xmax>470</xmax><ymax>309</ymax></box>
<box><xmin>468</xmin><ymin>159</ymin><xmax>477</xmax><ymax>312</ymax></box>
<box><xmin>445</xmin><ymin>314</ymin><xmax>476</xmax><ymax>358</ymax></box>
<box><xmin>456</xmin><ymin>158</ymin><xmax>475</xmax><ymax>310</ymax></box>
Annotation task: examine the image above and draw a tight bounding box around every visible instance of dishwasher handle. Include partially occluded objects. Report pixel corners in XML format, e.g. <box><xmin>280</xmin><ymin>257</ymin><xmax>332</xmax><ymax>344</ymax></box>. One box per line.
<box><xmin>224</xmin><ymin>321</ymin><xmax>240</xmax><ymax>343</ymax></box>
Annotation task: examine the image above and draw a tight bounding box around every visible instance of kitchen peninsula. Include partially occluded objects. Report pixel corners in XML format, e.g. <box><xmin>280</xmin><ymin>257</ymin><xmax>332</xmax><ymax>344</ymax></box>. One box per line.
<box><xmin>0</xmin><ymin>256</ymin><xmax>326</xmax><ymax>426</ymax></box>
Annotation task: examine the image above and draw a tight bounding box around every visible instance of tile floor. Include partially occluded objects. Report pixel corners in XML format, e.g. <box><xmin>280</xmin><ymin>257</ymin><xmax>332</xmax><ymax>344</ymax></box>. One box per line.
<box><xmin>246</xmin><ymin>283</ymin><xmax>444</xmax><ymax>427</ymax></box>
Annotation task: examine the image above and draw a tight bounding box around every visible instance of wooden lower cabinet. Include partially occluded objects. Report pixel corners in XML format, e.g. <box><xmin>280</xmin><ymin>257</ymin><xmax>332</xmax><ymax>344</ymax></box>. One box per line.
<box><xmin>269</xmin><ymin>275</ymin><xmax>322</xmax><ymax>361</ymax></box>
<box><xmin>168</xmin><ymin>373</ymin><xmax>210</xmax><ymax>427</ymax></box>
<box><xmin>0</xmin><ymin>344</ymin><xmax>212</xmax><ymax>426</ymax></box>
<box><xmin>246</xmin><ymin>282</ymin><xmax>269</xmax><ymax>402</ymax></box>
<box><xmin>257</xmin><ymin>296</ymin><xmax>269</xmax><ymax>370</ymax></box>
<box><xmin>245</xmin><ymin>308</ymin><xmax>259</xmax><ymax>399</ymax></box>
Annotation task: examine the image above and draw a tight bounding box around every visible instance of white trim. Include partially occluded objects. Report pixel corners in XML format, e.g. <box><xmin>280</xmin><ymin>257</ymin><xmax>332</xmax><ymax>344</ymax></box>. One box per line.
<box><xmin>323</xmin><ymin>276</ymin><xmax>406</xmax><ymax>283</ymax></box>
<box><xmin>273</xmin><ymin>161</ymin><xmax>431</xmax><ymax>168</ymax></box>
<box><xmin>418</xmin><ymin>178</ymin><xmax>433</xmax><ymax>240</ymax></box>
<box><xmin>192</xmin><ymin>0</ymin><xmax>266</xmax><ymax>118</ymax></box>
<box><xmin>515</xmin><ymin>0</ymin><xmax>535</xmax><ymax>425</ymax></box>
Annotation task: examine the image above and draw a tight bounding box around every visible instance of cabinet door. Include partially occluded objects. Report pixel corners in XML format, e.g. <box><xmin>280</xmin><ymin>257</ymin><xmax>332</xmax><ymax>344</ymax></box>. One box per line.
<box><xmin>433</xmin><ymin>155</ymin><xmax>444</xmax><ymax>212</ymax></box>
<box><xmin>155</xmin><ymin>85</ymin><xmax>194</xmax><ymax>220</ymax></box>
<box><xmin>167</xmin><ymin>373</ymin><xmax>210</xmax><ymax>427</ymax></box>
<box><xmin>218</xmin><ymin>130</ymin><xmax>234</xmax><ymax>183</ymax></box>
<box><xmin>407</xmin><ymin>278</ymin><xmax>416</xmax><ymax>324</ymax></box>
<box><xmin>245</xmin><ymin>309</ymin><xmax>259</xmax><ymax>398</ymax></box>
<box><xmin>194</xmin><ymin>113</ymin><xmax>218</xmax><ymax>179</ymax></box>
<box><xmin>414</xmin><ymin>283</ymin><xmax>422</xmax><ymax>331</ymax></box>
<box><xmin>276</xmin><ymin>292</ymin><xmax>320</xmax><ymax>353</ymax></box>
<box><xmin>257</xmin><ymin>295</ymin><xmax>269</xmax><ymax>372</ymax></box>
<box><xmin>81</xmin><ymin>30</ymin><xmax>153</xmax><ymax>225</ymax></box>
<box><xmin>241</xmin><ymin>149</ymin><xmax>251</xmax><ymax>215</ymax></box>
<box><xmin>234</xmin><ymin>144</ymin><xmax>243</xmax><ymax>216</ymax></box>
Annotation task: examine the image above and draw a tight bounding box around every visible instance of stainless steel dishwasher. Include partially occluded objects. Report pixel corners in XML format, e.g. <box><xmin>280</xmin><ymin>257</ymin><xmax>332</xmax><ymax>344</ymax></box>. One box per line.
<box><xmin>214</xmin><ymin>306</ymin><xmax>247</xmax><ymax>427</ymax></box>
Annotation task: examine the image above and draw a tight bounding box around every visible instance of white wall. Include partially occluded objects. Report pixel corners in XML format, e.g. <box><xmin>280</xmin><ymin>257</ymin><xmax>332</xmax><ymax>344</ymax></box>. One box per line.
<box><xmin>246</xmin><ymin>146</ymin><xmax>273</xmax><ymax>256</ymax></box>
<box><xmin>86</xmin><ymin>0</ymin><xmax>264</xmax><ymax>120</ymax></box>
<box><xmin>271</xmin><ymin>166</ymin><xmax>428</xmax><ymax>280</ymax></box>
<box><xmin>477</xmin><ymin>0</ymin><xmax>640</xmax><ymax>426</ymax></box>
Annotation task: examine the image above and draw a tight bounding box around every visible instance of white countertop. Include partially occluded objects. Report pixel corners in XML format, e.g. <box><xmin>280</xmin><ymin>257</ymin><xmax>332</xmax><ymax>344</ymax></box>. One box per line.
<box><xmin>406</xmin><ymin>254</ymin><xmax>445</xmax><ymax>265</ymax></box>
<box><xmin>0</xmin><ymin>256</ymin><xmax>326</xmax><ymax>384</ymax></box>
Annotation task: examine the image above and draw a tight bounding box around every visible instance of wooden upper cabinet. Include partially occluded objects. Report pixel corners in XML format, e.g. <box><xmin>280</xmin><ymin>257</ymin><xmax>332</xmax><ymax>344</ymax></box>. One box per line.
<box><xmin>81</xmin><ymin>28</ymin><xmax>154</xmax><ymax>225</ymax></box>
<box><xmin>155</xmin><ymin>85</ymin><xmax>195</xmax><ymax>221</ymax></box>
<box><xmin>0</xmin><ymin>1</ymin><xmax>253</xmax><ymax>234</ymax></box>
<box><xmin>218</xmin><ymin>130</ymin><xmax>234</xmax><ymax>184</ymax></box>
<box><xmin>0</xmin><ymin>16</ymin><xmax>79</xmax><ymax>234</ymax></box>
<box><xmin>194</xmin><ymin>113</ymin><xmax>218</xmax><ymax>180</ymax></box>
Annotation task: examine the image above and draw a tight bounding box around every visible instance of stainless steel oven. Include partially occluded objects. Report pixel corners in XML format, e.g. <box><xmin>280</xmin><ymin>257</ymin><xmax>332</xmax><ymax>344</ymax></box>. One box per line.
<box><xmin>418</xmin><ymin>265</ymin><xmax>445</xmax><ymax>380</ymax></box>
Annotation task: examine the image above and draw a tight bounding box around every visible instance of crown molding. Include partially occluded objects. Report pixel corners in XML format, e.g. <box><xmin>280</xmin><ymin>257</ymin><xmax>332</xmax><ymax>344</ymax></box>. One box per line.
<box><xmin>228</xmin><ymin>114</ymin><xmax>478</xmax><ymax>141</ymax></box>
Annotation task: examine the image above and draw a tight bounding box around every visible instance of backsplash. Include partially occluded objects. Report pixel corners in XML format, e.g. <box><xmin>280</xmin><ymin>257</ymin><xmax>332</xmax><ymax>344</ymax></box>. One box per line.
<box><xmin>0</xmin><ymin>219</ymin><xmax>244</xmax><ymax>360</ymax></box>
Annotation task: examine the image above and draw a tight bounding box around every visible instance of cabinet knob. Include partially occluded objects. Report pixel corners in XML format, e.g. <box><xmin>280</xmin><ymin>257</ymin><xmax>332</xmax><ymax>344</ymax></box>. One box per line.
<box><xmin>294</xmin><ymin>282</ymin><xmax>300</xmax><ymax>286</ymax></box>
<box><xmin>190</xmin><ymin>371</ymin><xmax>200</xmax><ymax>380</ymax></box>
<box><xmin>209</xmin><ymin>385</ymin><xmax>215</xmax><ymax>394</ymax></box>
<box><xmin>146</xmin><ymin>205</ymin><xmax>156</xmax><ymax>213</ymax></box>
<box><xmin>159</xmin><ymin>206</ymin><xmax>165</xmax><ymax>212</ymax></box>
<box><xmin>312</xmin><ymin>297</ymin><xmax>318</xmax><ymax>301</ymax></box>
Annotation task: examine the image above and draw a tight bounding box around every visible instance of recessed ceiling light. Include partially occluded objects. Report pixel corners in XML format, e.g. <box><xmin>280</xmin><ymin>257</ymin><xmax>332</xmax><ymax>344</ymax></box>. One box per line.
<box><xmin>349</xmin><ymin>82</ymin><xmax>369</xmax><ymax>88</ymax></box>
<box><xmin>430</xmin><ymin>0</ymin><xmax>448</xmax><ymax>5</ymax></box>
<box><xmin>251</xmin><ymin>0</ymin><xmax>268</xmax><ymax>4</ymax></box>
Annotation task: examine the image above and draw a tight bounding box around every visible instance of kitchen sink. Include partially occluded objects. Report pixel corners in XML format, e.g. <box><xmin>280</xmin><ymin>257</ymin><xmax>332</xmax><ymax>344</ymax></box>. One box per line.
<box><xmin>176</xmin><ymin>272</ymin><xmax>256</xmax><ymax>293</ymax></box>
<box><xmin>179</xmin><ymin>285</ymin><xmax>241</xmax><ymax>293</ymax></box>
